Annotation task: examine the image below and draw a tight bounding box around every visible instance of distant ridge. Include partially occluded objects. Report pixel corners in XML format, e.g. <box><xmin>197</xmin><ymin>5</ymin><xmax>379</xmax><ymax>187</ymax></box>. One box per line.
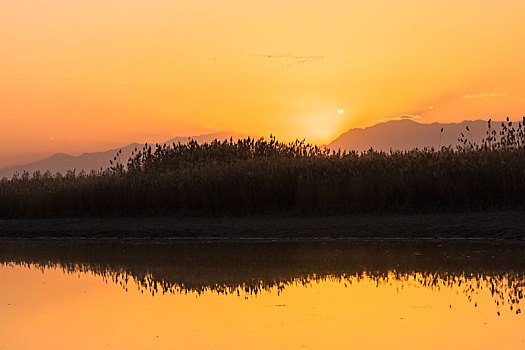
<box><xmin>0</xmin><ymin>132</ymin><xmax>248</xmax><ymax>179</ymax></box>
<box><xmin>0</xmin><ymin>120</ymin><xmax>500</xmax><ymax>179</ymax></box>
<box><xmin>328</xmin><ymin>119</ymin><xmax>495</xmax><ymax>152</ymax></box>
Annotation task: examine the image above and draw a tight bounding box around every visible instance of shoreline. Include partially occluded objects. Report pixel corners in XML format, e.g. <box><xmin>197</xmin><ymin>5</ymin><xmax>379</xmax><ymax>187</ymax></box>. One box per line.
<box><xmin>1</xmin><ymin>211</ymin><xmax>524</xmax><ymax>241</ymax></box>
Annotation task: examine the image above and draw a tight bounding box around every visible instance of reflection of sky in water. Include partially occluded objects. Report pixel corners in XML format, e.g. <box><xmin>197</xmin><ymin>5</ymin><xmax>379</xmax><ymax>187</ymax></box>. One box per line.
<box><xmin>0</xmin><ymin>241</ymin><xmax>524</xmax><ymax>349</ymax></box>
<box><xmin>6</xmin><ymin>263</ymin><xmax>523</xmax><ymax>316</ymax></box>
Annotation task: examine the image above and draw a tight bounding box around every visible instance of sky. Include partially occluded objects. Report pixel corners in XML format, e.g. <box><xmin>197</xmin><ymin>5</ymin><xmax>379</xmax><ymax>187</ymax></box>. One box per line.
<box><xmin>2</xmin><ymin>0</ymin><xmax>525</xmax><ymax>167</ymax></box>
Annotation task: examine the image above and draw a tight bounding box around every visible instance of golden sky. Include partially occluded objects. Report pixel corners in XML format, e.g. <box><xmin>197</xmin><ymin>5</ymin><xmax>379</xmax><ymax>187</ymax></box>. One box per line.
<box><xmin>2</xmin><ymin>0</ymin><xmax>525</xmax><ymax>166</ymax></box>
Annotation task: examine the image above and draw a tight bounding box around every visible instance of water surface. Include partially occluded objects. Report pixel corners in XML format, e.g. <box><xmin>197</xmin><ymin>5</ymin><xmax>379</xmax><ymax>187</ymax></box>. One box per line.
<box><xmin>1</xmin><ymin>240</ymin><xmax>524</xmax><ymax>349</ymax></box>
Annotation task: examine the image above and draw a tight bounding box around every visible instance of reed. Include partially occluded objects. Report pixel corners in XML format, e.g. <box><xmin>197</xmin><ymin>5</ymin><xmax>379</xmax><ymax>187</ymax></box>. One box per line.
<box><xmin>2</xmin><ymin>119</ymin><xmax>525</xmax><ymax>217</ymax></box>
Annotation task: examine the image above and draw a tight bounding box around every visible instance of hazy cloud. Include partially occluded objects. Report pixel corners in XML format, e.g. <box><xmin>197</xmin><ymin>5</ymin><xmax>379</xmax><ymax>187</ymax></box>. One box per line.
<box><xmin>375</xmin><ymin>114</ymin><xmax>421</xmax><ymax>123</ymax></box>
<box><xmin>460</xmin><ymin>92</ymin><xmax>507</xmax><ymax>99</ymax></box>
<box><xmin>250</xmin><ymin>54</ymin><xmax>324</xmax><ymax>67</ymax></box>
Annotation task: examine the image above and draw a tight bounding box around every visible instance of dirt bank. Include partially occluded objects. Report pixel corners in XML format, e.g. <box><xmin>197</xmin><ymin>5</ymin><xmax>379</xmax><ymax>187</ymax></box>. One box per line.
<box><xmin>0</xmin><ymin>211</ymin><xmax>524</xmax><ymax>241</ymax></box>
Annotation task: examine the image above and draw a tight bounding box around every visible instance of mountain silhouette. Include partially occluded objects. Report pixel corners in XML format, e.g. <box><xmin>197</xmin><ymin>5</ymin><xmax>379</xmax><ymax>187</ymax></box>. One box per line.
<box><xmin>328</xmin><ymin>119</ymin><xmax>494</xmax><ymax>152</ymax></box>
<box><xmin>0</xmin><ymin>120</ymin><xmax>499</xmax><ymax>179</ymax></box>
<box><xmin>0</xmin><ymin>132</ymin><xmax>248</xmax><ymax>179</ymax></box>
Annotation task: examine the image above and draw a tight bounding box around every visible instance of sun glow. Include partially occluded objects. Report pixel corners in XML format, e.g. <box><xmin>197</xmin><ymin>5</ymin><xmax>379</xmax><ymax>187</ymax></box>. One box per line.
<box><xmin>299</xmin><ymin>110</ymin><xmax>347</xmax><ymax>144</ymax></box>
<box><xmin>2</xmin><ymin>0</ymin><xmax>525</xmax><ymax>165</ymax></box>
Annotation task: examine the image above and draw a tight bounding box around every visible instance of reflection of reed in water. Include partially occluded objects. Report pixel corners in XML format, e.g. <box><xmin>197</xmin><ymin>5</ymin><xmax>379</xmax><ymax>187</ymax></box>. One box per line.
<box><xmin>1</xmin><ymin>240</ymin><xmax>524</xmax><ymax>315</ymax></box>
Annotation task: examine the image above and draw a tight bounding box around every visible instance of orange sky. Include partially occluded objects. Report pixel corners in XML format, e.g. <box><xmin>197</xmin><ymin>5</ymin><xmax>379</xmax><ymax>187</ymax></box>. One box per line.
<box><xmin>2</xmin><ymin>0</ymin><xmax>525</xmax><ymax>167</ymax></box>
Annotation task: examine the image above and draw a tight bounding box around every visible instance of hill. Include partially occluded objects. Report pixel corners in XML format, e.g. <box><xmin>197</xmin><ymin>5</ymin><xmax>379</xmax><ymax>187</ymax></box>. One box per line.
<box><xmin>0</xmin><ymin>120</ymin><xmax>501</xmax><ymax>178</ymax></box>
<box><xmin>0</xmin><ymin>132</ymin><xmax>248</xmax><ymax>178</ymax></box>
<box><xmin>328</xmin><ymin>119</ymin><xmax>493</xmax><ymax>152</ymax></box>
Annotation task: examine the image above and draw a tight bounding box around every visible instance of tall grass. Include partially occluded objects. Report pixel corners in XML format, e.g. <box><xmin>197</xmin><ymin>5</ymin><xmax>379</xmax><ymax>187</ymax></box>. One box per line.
<box><xmin>2</xmin><ymin>119</ymin><xmax>525</xmax><ymax>217</ymax></box>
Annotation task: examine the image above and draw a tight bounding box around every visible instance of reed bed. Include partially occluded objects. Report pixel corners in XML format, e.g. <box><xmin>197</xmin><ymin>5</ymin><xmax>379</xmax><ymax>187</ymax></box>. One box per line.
<box><xmin>1</xmin><ymin>119</ymin><xmax>525</xmax><ymax>217</ymax></box>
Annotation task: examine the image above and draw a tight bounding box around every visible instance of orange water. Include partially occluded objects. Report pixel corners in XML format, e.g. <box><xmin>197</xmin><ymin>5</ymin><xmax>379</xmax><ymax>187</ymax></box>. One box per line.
<box><xmin>1</xmin><ymin>262</ymin><xmax>523</xmax><ymax>350</ymax></box>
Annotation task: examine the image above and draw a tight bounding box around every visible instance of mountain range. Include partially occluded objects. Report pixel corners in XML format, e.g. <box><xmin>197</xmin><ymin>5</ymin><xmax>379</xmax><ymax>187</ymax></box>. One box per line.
<box><xmin>0</xmin><ymin>132</ymin><xmax>248</xmax><ymax>179</ymax></box>
<box><xmin>329</xmin><ymin>119</ymin><xmax>492</xmax><ymax>152</ymax></box>
<box><xmin>0</xmin><ymin>119</ymin><xmax>494</xmax><ymax>178</ymax></box>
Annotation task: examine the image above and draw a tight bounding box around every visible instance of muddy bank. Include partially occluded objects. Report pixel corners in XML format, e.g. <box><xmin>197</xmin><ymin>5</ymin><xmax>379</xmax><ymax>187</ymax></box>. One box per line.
<box><xmin>0</xmin><ymin>211</ymin><xmax>524</xmax><ymax>240</ymax></box>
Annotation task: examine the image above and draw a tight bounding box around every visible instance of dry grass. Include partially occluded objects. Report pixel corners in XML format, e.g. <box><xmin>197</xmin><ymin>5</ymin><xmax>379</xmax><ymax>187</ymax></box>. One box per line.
<box><xmin>2</xmin><ymin>119</ymin><xmax>525</xmax><ymax>217</ymax></box>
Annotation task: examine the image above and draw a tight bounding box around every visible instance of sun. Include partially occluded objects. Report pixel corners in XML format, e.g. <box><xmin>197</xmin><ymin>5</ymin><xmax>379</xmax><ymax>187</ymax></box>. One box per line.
<box><xmin>298</xmin><ymin>108</ymin><xmax>348</xmax><ymax>145</ymax></box>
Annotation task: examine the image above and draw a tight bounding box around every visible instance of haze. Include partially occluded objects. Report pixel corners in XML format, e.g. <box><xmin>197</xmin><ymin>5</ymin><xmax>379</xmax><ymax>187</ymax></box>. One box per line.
<box><xmin>2</xmin><ymin>0</ymin><xmax>525</xmax><ymax>167</ymax></box>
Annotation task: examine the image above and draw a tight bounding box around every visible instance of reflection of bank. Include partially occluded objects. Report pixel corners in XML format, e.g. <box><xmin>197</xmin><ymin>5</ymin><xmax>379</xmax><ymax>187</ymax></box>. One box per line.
<box><xmin>1</xmin><ymin>240</ymin><xmax>524</xmax><ymax>314</ymax></box>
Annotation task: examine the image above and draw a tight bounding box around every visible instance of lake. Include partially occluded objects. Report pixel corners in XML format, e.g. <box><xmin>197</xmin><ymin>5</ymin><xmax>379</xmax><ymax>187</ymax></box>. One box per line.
<box><xmin>1</xmin><ymin>240</ymin><xmax>524</xmax><ymax>349</ymax></box>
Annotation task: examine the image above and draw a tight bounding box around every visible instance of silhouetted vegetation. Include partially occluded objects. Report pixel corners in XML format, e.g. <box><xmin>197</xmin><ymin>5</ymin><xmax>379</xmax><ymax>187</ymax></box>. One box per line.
<box><xmin>2</xmin><ymin>119</ymin><xmax>525</xmax><ymax>217</ymax></box>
